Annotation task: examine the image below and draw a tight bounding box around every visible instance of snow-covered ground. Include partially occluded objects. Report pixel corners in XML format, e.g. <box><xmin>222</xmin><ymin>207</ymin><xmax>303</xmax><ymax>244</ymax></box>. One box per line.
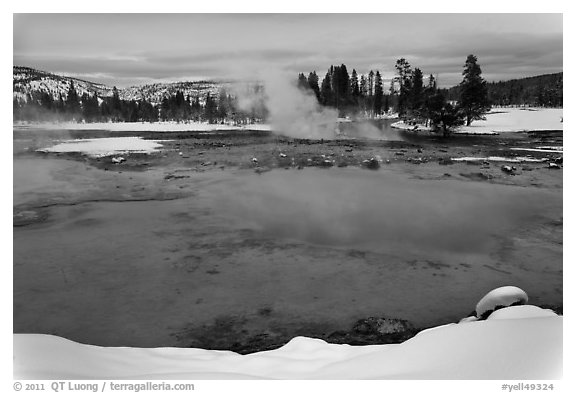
<box><xmin>14</xmin><ymin>121</ymin><xmax>272</xmax><ymax>132</ymax></box>
<box><xmin>37</xmin><ymin>137</ymin><xmax>167</xmax><ymax>157</ymax></box>
<box><xmin>458</xmin><ymin>108</ymin><xmax>563</xmax><ymax>134</ymax></box>
<box><xmin>390</xmin><ymin>121</ymin><xmax>432</xmax><ymax>132</ymax></box>
<box><xmin>391</xmin><ymin>108</ymin><xmax>563</xmax><ymax>134</ymax></box>
<box><xmin>13</xmin><ymin>303</ymin><xmax>561</xmax><ymax>379</ymax></box>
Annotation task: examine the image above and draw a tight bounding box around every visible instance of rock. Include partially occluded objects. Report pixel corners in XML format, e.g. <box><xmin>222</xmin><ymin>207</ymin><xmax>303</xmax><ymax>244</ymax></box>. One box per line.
<box><xmin>460</xmin><ymin>172</ymin><xmax>493</xmax><ymax>181</ymax></box>
<box><xmin>417</xmin><ymin>148</ymin><xmax>423</xmax><ymax>153</ymax></box>
<box><xmin>279</xmin><ymin>153</ymin><xmax>287</xmax><ymax>158</ymax></box>
<box><xmin>361</xmin><ymin>157</ymin><xmax>380</xmax><ymax>170</ymax></box>
<box><xmin>320</xmin><ymin>159</ymin><xmax>334</xmax><ymax>167</ymax></box>
<box><xmin>548</xmin><ymin>162</ymin><xmax>561</xmax><ymax>169</ymax></box>
<box><xmin>345</xmin><ymin>148</ymin><xmax>353</xmax><ymax>153</ymax></box>
<box><xmin>352</xmin><ymin>317</ymin><xmax>415</xmax><ymax>336</ymax></box>
<box><xmin>111</xmin><ymin>157</ymin><xmax>125</xmax><ymax>164</ymax></box>
<box><xmin>324</xmin><ymin>316</ymin><xmax>419</xmax><ymax>346</ymax></box>
<box><xmin>254</xmin><ymin>166</ymin><xmax>272</xmax><ymax>174</ymax></box>
<box><xmin>475</xmin><ymin>286</ymin><xmax>529</xmax><ymax>320</ymax></box>
<box><xmin>385</xmin><ymin>159</ymin><xmax>391</xmax><ymax>164</ymax></box>
<box><xmin>501</xmin><ymin>165</ymin><xmax>516</xmax><ymax>174</ymax></box>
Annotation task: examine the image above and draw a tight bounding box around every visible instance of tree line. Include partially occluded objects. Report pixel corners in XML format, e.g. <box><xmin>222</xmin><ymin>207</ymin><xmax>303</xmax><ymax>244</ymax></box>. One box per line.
<box><xmin>13</xmin><ymin>82</ymin><xmax>266</xmax><ymax>124</ymax></box>
<box><xmin>298</xmin><ymin>66</ymin><xmax>390</xmax><ymax>118</ymax></box>
<box><xmin>442</xmin><ymin>72</ymin><xmax>562</xmax><ymax>108</ymax></box>
<box><xmin>298</xmin><ymin>54</ymin><xmax>492</xmax><ymax>135</ymax></box>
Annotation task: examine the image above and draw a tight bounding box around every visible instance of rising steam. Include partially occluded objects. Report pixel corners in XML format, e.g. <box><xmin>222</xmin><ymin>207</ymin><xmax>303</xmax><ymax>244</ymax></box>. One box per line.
<box><xmin>231</xmin><ymin>69</ymin><xmax>338</xmax><ymax>139</ymax></box>
<box><xmin>230</xmin><ymin>68</ymin><xmax>394</xmax><ymax>140</ymax></box>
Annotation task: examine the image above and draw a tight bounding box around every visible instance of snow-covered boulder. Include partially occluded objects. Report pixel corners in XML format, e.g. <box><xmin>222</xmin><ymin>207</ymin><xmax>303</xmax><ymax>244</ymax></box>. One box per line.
<box><xmin>475</xmin><ymin>286</ymin><xmax>529</xmax><ymax>319</ymax></box>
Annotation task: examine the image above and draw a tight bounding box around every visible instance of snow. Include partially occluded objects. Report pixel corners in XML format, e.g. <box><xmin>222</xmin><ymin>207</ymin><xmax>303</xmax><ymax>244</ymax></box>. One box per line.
<box><xmin>391</xmin><ymin>121</ymin><xmax>432</xmax><ymax>131</ymax></box>
<box><xmin>457</xmin><ymin>108</ymin><xmax>563</xmax><ymax>134</ymax></box>
<box><xmin>510</xmin><ymin>147</ymin><xmax>563</xmax><ymax>154</ymax></box>
<box><xmin>13</xmin><ymin>305</ymin><xmax>561</xmax><ymax>379</ymax></box>
<box><xmin>475</xmin><ymin>286</ymin><xmax>529</xmax><ymax>319</ymax></box>
<box><xmin>37</xmin><ymin>137</ymin><xmax>167</xmax><ymax>157</ymax></box>
<box><xmin>451</xmin><ymin>156</ymin><xmax>548</xmax><ymax>163</ymax></box>
<box><xmin>487</xmin><ymin>305</ymin><xmax>558</xmax><ymax>320</ymax></box>
<box><xmin>390</xmin><ymin>108</ymin><xmax>562</xmax><ymax>135</ymax></box>
<box><xmin>15</xmin><ymin>121</ymin><xmax>272</xmax><ymax>132</ymax></box>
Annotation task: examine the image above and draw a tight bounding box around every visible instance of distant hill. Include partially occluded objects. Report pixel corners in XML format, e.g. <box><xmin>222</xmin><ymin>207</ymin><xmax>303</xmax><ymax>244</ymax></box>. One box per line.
<box><xmin>120</xmin><ymin>80</ymin><xmax>234</xmax><ymax>105</ymax></box>
<box><xmin>13</xmin><ymin>66</ymin><xmax>229</xmax><ymax>105</ymax></box>
<box><xmin>13</xmin><ymin>66</ymin><xmax>114</xmax><ymax>103</ymax></box>
<box><xmin>442</xmin><ymin>72</ymin><xmax>563</xmax><ymax>107</ymax></box>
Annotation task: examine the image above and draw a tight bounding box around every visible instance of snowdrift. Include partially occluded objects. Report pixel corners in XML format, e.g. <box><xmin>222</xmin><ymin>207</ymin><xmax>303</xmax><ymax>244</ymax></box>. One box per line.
<box><xmin>13</xmin><ymin>305</ymin><xmax>561</xmax><ymax>380</ymax></box>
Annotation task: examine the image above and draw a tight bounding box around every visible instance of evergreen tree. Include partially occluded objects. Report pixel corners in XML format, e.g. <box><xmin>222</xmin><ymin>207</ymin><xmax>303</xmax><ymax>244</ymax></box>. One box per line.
<box><xmin>373</xmin><ymin>71</ymin><xmax>384</xmax><ymax>116</ymax></box>
<box><xmin>55</xmin><ymin>93</ymin><xmax>66</xmax><ymax>117</ymax></box>
<box><xmin>383</xmin><ymin>94</ymin><xmax>390</xmax><ymax>113</ymax></box>
<box><xmin>307</xmin><ymin>71</ymin><xmax>321</xmax><ymax>102</ymax></box>
<box><xmin>13</xmin><ymin>98</ymin><xmax>22</xmax><ymax>121</ymax></box>
<box><xmin>320</xmin><ymin>70</ymin><xmax>334</xmax><ymax>107</ymax></box>
<box><xmin>428</xmin><ymin>74</ymin><xmax>437</xmax><ymax>90</ymax></box>
<box><xmin>81</xmin><ymin>93</ymin><xmax>100</xmax><ymax>122</ymax></box>
<box><xmin>204</xmin><ymin>92</ymin><xmax>217</xmax><ymax>123</ymax></box>
<box><xmin>39</xmin><ymin>92</ymin><xmax>54</xmax><ymax>111</ymax></box>
<box><xmin>331</xmin><ymin>64</ymin><xmax>350</xmax><ymax>115</ymax></box>
<box><xmin>395</xmin><ymin>58</ymin><xmax>412</xmax><ymax>116</ymax></box>
<box><xmin>360</xmin><ymin>75</ymin><xmax>368</xmax><ymax>97</ymax></box>
<box><xmin>410</xmin><ymin>68</ymin><xmax>424</xmax><ymax>114</ymax></box>
<box><xmin>427</xmin><ymin>91</ymin><xmax>464</xmax><ymax>137</ymax></box>
<box><xmin>297</xmin><ymin>73</ymin><xmax>309</xmax><ymax>90</ymax></box>
<box><xmin>459</xmin><ymin>54</ymin><xmax>490</xmax><ymax>126</ymax></box>
<box><xmin>110</xmin><ymin>86</ymin><xmax>122</xmax><ymax>121</ymax></box>
<box><xmin>65</xmin><ymin>81</ymin><xmax>81</xmax><ymax>120</ymax></box>
<box><xmin>367</xmin><ymin>70</ymin><xmax>374</xmax><ymax>96</ymax></box>
<box><xmin>350</xmin><ymin>69</ymin><xmax>360</xmax><ymax>108</ymax></box>
<box><xmin>217</xmin><ymin>88</ymin><xmax>229</xmax><ymax>122</ymax></box>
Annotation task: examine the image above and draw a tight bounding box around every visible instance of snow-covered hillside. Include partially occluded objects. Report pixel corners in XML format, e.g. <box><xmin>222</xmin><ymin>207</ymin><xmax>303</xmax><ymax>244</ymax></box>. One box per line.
<box><xmin>13</xmin><ymin>66</ymin><xmax>229</xmax><ymax>105</ymax></box>
<box><xmin>13</xmin><ymin>66</ymin><xmax>114</xmax><ymax>103</ymax></box>
<box><xmin>13</xmin><ymin>287</ymin><xmax>562</xmax><ymax>380</ymax></box>
<box><xmin>120</xmin><ymin>80</ymin><xmax>233</xmax><ymax>105</ymax></box>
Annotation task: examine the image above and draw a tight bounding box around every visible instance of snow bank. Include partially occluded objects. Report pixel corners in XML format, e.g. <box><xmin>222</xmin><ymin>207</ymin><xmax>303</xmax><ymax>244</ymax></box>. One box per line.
<box><xmin>13</xmin><ymin>305</ymin><xmax>561</xmax><ymax>380</ymax></box>
<box><xmin>14</xmin><ymin>121</ymin><xmax>272</xmax><ymax>132</ymax></box>
<box><xmin>37</xmin><ymin>137</ymin><xmax>167</xmax><ymax>157</ymax></box>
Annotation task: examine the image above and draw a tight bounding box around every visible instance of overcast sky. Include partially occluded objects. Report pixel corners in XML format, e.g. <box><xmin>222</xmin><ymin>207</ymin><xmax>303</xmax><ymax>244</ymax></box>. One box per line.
<box><xmin>13</xmin><ymin>14</ymin><xmax>563</xmax><ymax>88</ymax></box>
